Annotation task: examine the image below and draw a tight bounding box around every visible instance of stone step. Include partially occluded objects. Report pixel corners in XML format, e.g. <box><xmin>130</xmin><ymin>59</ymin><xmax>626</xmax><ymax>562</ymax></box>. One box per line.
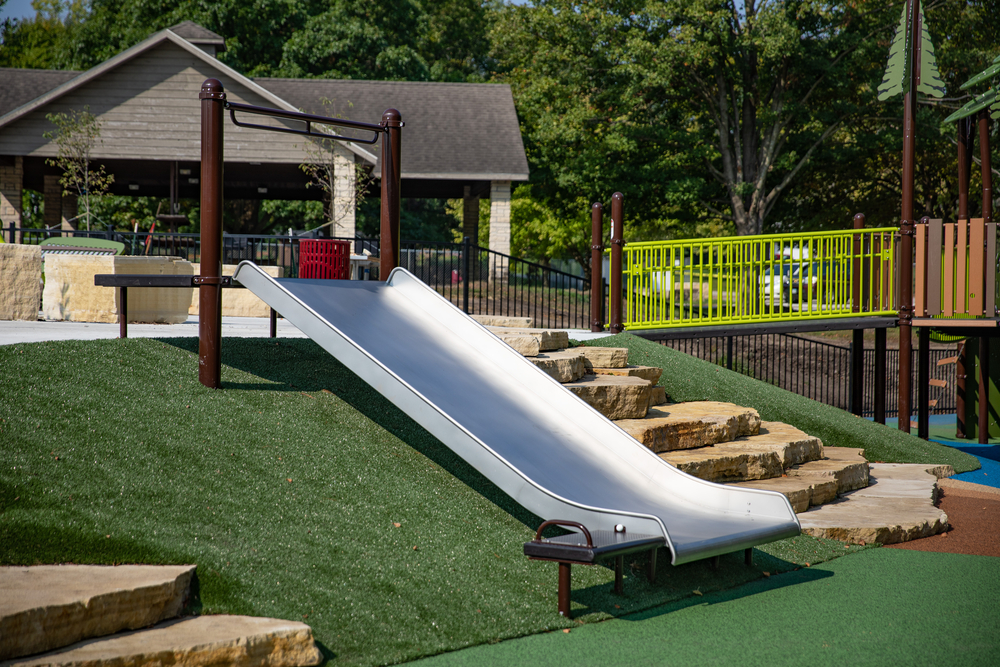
<box><xmin>529</xmin><ymin>349</ymin><xmax>586</xmax><ymax>382</ymax></box>
<box><xmin>471</xmin><ymin>314</ymin><xmax>533</xmax><ymax>328</ymax></box>
<box><xmin>0</xmin><ymin>564</ymin><xmax>196</xmax><ymax>661</ymax></box>
<box><xmin>577</xmin><ymin>347</ymin><xmax>629</xmax><ymax>370</ymax></box>
<box><xmin>649</xmin><ymin>386</ymin><xmax>668</xmax><ymax>408</ymax></box>
<box><xmin>591</xmin><ymin>365</ymin><xmax>663</xmax><ymax>384</ymax></box>
<box><xmin>5</xmin><ymin>615</ymin><xmax>322</xmax><ymax>667</ymax></box>
<box><xmin>564</xmin><ymin>374</ymin><xmax>652</xmax><ymax>420</ymax></box>
<box><xmin>797</xmin><ymin>463</ymin><xmax>954</xmax><ymax>545</ymax></box>
<box><xmin>486</xmin><ymin>327</ymin><xmax>568</xmax><ymax>351</ymax></box>
<box><xmin>615</xmin><ymin>401</ymin><xmax>761</xmax><ymax>453</ymax></box>
<box><xmin>493</xmin><ymin>332</ymin><xmax>540</xmax><ymax>357</ymax></box>
<box><xmin>656</xmin><ymin>421</ymin><xmax>823</xmax><ymax>483</ymax></box>
<box><xmin>728</xmin><ymin>448</ymin><xmax>869</xmax><ymax>513</ymax></box>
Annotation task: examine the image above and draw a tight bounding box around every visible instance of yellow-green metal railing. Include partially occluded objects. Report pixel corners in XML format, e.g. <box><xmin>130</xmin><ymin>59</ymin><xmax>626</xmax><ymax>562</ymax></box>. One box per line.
<box><xmin>619</xmin><ymin>228</ymin><xmax>898</xmax><ymax>330</ymax></box>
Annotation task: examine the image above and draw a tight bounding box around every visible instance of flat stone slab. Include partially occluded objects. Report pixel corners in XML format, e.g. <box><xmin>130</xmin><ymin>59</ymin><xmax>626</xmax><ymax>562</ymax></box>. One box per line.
<box><xmin>493</xmin><ymin>333</ymin><xmax>540</xmax><ymax>357</ymax></box>
<box><xmin>0</xmin><ymin>565</ymin><xmax>195</xmax><ymax>660</ymax></box>
<box><xmin>649</xmin><ymin>386</ymin><xmax>668</xmax><ymax>407</ymax></box>
<box><xmin>529</xmin><ymin>349</ymin><xmax>586</xmax><ymax>382</ymax></box>
<box><xmin>591</xmin><ymin>365</ymin><xmax>663</xmax><ymax>384</ymax></box>
<box><xmin>789</xmin><ymin>447</ymin><xmax>869</xmax><ymax>493</ymax></box>
<box><xmin>657</xmin><ymin>421</ymin><xmax>821</xmax><ymax>483</ymax></box>
<box><xmin>4</xmin><ymin>615</ymin><xmax>322</xmax><ymax>667</ymax></box>
<box><xmin>797</xmin><ymin>463</ymin><xmax>950</xmax><ymax>545</ymax></box>
<box><xmin>471</xmin><ymin>314</ymin><xmax>533</xmax><ymax>328</ymax></box>
<box><xmin>577</xmin><ymin>347</ymin><xmax>628</xmax><ymax>370</ymax></box>
<box><xmin>615</xmin><ymin>402</ymin><xmax>761</xmax><ymax>453</ymax></box>
<box><xmin>485</xmin><ymin>327</ymin><xmax>568</xmax><ymax>351</ymax></box>
<box><xmin>564</xmin><ymin>374</ymin><xmax>651</xmax><ymax>420</ymax></box>
<box><xmin>730</xmin><ymin>476</ymin><xmax>839</xmax><ymax>513</ymax></box>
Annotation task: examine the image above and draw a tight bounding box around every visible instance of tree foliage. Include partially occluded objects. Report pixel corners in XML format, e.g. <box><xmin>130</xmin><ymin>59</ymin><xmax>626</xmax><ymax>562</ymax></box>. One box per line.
<box><xmin>43</xmin><ymin>106</ymin><xmax>114</xmax><ymax>230</ymax></box>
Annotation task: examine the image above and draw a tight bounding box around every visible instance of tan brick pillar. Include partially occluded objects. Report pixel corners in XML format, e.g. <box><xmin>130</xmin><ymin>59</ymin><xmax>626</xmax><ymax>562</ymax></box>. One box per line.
<box><xmin>61</xmin><ymin>194</ymin><xmax>78</xmax><ymax>232</ymax></box>
<box><xmin>0</xmin><ymin>156</ymin><xmax>23</xmax><ymax>240</ymax></box>
<box><xmin>462</xmin><ymin>185</ymin><xmax>479</xmax><ymax>244</ymax></box>
<box><xmin>332</xmin><ymin>149</ymin><xmax>356</xmax><ymax>239</ymax></box>
<box><xmin>488</xmin><ymin>180</ymin><xmax>511</xmax><ymax>280</ymax></box>
<box><xmin>44</xmin><ymin>174</ymin><xmax>62</xmax><ymax>229</ymax></box>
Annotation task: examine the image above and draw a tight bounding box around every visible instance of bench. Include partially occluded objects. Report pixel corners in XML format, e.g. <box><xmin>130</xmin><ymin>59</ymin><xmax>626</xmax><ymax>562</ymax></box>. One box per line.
<box><xmin>524</xmin><ymin>520</ymin><xmax>665</xmax><ymax>617</ymax></box>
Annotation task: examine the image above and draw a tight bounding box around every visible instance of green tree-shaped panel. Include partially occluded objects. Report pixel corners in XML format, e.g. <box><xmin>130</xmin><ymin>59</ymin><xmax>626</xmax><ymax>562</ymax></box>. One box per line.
<box><xmin>877</xmin><ymin>3</ymin><xmax>911</xmax><ymax>101</ymax></box>
<box><xmin>916</xmin><ymin>2</ymin><xmax>946</xmax><ymax>98</ymax></box>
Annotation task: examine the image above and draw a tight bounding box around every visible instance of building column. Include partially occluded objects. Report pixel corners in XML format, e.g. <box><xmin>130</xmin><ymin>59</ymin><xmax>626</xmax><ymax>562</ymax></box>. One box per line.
<box><xmin>332</xmin><ymin>150</ymin><xmax>356</xmax><ymax>239</ymax></box>
<box><xmin>462</xmin><ymin>185</ymin><xmax>479</xmax><ymax>244</ymax></box>
<box><xmin>0</xmin><ymin>156</ymin><xmax>23</xmax><ymax>241</ymax></box>
<box><xmin>488</xmin><ymin>180</ymin><xmax>511</xmax><ymax>281</ymax></box>
<box><xmin>61</xmin><ymin>194</ymin><xmax>78</xmax><ymax>232</ymax></box>
<box><xmin>44</xmin><ymin>175</ymin><xmax>62</xmax><ymax>229</ymax></box>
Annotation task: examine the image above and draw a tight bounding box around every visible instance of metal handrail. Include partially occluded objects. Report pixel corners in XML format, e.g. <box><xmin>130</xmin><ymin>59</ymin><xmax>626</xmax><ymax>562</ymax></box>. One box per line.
<box><xmin>225</xmin><ymin>101</ymin><xmax>385</xmax><ymax>144</ymax></box>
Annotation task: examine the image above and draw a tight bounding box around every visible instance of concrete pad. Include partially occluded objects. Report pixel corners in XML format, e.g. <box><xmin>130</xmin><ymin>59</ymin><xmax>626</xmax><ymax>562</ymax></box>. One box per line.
<box><xmin>528</xmin><ymin>349</ymin><xmax>586</xmax><ymax>382</ymax></box>
<box><xmin>590</xmin><ymin>365</ymin><xmax>663</xmax><ymax>384</ymax></box>
<box><xmin>4</xmin><ymin>615</ymin><xmax>322</xmax><ymax>667</ymax></box>
<box><xmin>657</xmin><ymin>421</ymin><xmax>821</xmax><ymax>483</ymax></box>
<box><xmin>485</xmin><ymin>327</ymin><xmax>568</xmax><ymax>351</ymax></box>
<box><xmin>564</xmin><ymin>374</ymin><xmax>652</xmax><ymax>420</ymax></box>
<box><xmin>798</xmin><ymin>463</ymin><xmax>950</xmax><ymax>545</ymax></box>
<box><xmin>577</xmin><ymin>347</ymin><xmax>628</xmax><ymax>370</ymax></box>
<box><xmin>471</xmin><ymin>315</ymin><xmax>533</xmax><ymax>328</ymax></box>
<box><xmin>615</xmin><ymin>402</ymin><xmax>761</xmax><ymax>453</ymax></box>
<box><xmin>0</xmin><ymin>565</ymin><xmax>195</xmax><ymax>660</ymax></box>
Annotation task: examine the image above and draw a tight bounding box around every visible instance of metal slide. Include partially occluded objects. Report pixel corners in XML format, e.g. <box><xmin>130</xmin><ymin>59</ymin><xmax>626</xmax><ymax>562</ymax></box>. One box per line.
<box><xmin>233</xmin><ymin>262</ymin><xmax>800</xmax><ymax>565</ymax></box>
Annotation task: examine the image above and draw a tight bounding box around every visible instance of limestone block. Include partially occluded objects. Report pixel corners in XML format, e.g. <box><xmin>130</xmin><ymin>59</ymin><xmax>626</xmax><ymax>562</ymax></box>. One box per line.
<box><xmin>578</xmin><ymin>347</ymin><xmax>628</xmax><ymax>370</ymax></box>
<box><xmin>0</xmin><ymin>244</ymin><xmax>41</xmax><ymax>320</ymax></box>
<box><xmin>189</xmin><ymin>264</ymin><xmax>283</xmax><ymax>318</ymax></box>
<box><xmin>494</xmin><ymin>333</ymin><xmax>540</xmax><ymax>356</ymax></box>
<box><xmin>797</xmin><ymin>463</ymin><xmax>950</xmax><ymax>545</ymax></box>
<box><xmin>42</xmin><ymin>256</ymin><xmax>193</xmax><ymax>324</ymax></box>
<box><xmin>485</xmin><ymin>327</ymin><xmax>568</xmax><ymax>351</ymax></box>
<box><xmin>731</xmin><ymin>476</ymin><xmax>840</xmax><ymax>513</ymax></box>
<box><xmin>591</xmin><ymin>365</ymin><xmax>663</xmax><ymax>384</ymax></box>
<box><xmin>0</xmin><ymin>564</ymin><xmax>195</xmax><ymax>660</ymax></box>
<box><xmin>471</xmin><ymin>314</ymin><xmax>533</xmax><ymax>328</ymax></box>
<box><xmin>5</xmin><ymin>615</ymin><xmax>322</xmax><ymax>667</ymax></box>
<box><xmin>788</xmin><ymin>447</ymin><xmax>869</xmax><ymax>493</ymax></box>
<box><xmin>564</xmin><ymin>374</ymin><xmax>651</xmax><ymax>420</ymax></box>
<box><xmin>529</xmin><ymin>349</ymin><xmax>586</xmax><ymax>382</ymax></box>
<box><xmin>649</xmin><ymin>386</ymin><xmax>668</xmax><ymax>407</ymax></box>
<box><xmin>615</xmin><ymin>402</ymin><xmax>761</xmax><ymax>453</ymax></box>
<box><xmin>733</xmin><ymin>421</ymin><xmax>823</xmax><ymax>469</ymax></box>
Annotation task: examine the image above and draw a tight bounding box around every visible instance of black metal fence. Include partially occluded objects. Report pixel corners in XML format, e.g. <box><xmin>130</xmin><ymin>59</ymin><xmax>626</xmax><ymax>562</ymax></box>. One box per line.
<box><xmin>6</xmin><ymin>225</ymin><xmax>591</xmax><ymax>329</ymax></box>
<box><xmin>661</xmin><ymin>333</ymin><xmax>957</xmax><ymax>418</ymax></box>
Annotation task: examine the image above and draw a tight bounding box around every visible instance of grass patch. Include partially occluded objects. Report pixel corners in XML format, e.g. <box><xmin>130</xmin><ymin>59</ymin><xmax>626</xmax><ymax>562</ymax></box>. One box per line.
<box><xmin>587</xmin><ymin>333</ymin><xmax>980</xmax><ymax>474</ymax></box>
<box><xmin>1</xmin><ymin>337</ymin><xmax>871</xmax><ymax>665</ymax></box>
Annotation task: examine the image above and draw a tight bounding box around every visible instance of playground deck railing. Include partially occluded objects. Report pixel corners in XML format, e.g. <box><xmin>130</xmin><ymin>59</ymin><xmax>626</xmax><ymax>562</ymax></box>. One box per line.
<box><xmin>621</xmin><ymin>228</ymin><xmax>900</xmax><ymax>330</ymax></box>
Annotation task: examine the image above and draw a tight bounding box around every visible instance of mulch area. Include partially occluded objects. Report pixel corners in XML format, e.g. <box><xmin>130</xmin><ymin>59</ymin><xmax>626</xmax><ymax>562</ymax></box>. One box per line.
<box><xmin>886</xmin><ymin>481</ymin><xmax>1000</xmax><ymax>557</ymax></box>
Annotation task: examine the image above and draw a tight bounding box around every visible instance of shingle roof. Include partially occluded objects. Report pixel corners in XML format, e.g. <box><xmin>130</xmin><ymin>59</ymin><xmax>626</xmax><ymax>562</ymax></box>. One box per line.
<box><xmin>259</xmin><ymin>78</ymin><xmax>529</xmax><ymax>181</ymax></box>
<box><xmin>168</xmin><ymin>21</ymin><xmax>226</xmax><ymax>49</ymax></box>
<box><xmin>0</xmin><ymin>68</ymin><xmax>81</xmax><ymax>118</ymax></box>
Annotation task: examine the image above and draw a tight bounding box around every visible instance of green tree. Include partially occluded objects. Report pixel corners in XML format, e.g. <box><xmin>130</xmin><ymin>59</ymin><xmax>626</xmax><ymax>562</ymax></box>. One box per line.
<box><xmin>43</xmin><ymin>106</ymin><xmax>115</xmax><ymax>230</ymax></box>
<box><xmin>0</xmin><ymin>0</ymin><xmax>86</xmax><ymax>68</ymax></box>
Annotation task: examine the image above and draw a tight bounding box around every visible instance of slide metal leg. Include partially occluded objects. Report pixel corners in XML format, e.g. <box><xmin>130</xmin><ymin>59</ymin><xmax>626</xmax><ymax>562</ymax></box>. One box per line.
<box><xmin>614</xmin><ymin>555</ymin><xmax>624</xmax><ymax>595</ymax></box>
<box><xmin>745</xmin><ymin>548</ymin><xmax>753</xmax><ymax>566</ymax></box>
<box><xmin>711</xmin><ymin>555</ymin><xmax>720</xmax><ymax>570</ymax></box>
<box><xmin>119</xmin><ymin>287</ymin><xmax>128</xmax><ymax>339</ymax></box>
<box><xmin>647</xmin><ymin>547</ymin><xmax>658</xmax><ymax>583</ymax></box>
<box><xmin>558</xmin><ymin>562</ymin><xmax>571</xmax><ymax>617</ymax></box>
<box><xmin>270</xmin><ymin>308</ymin><xmax>277</xmax><ymax>338</ymax></box>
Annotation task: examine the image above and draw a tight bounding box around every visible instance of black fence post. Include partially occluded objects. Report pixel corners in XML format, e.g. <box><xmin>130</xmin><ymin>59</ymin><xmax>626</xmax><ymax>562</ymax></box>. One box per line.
<box><xmin>918</xmin><ymin>327</ymin><xmax>929</xmax><ymax>439</ymax></box>
<box><xmin>462</xmin><ymin>235</ymin><xmax>471</xmax><ymax>314</ymax></box>
<box><xmin>874</xmin><ymin>328</ymin><xmax>887</xmax><ymax>423</ymax></box>
<box><xmin>851</xmin><ymin>330</ymin><xmax>864</xmax><ymax>415</ymax></box>
<box><xmin>726</xmin><ymin>336</ymin><xmax>733</xmax><ymax>371</ymax></box>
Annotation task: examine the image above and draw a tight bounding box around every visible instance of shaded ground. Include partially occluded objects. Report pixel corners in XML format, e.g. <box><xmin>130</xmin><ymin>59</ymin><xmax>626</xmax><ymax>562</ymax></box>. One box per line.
<box><xmin>411</xmin><ymin>549</ymin><xmax>1000</xmax><ymax>667</ymax></box>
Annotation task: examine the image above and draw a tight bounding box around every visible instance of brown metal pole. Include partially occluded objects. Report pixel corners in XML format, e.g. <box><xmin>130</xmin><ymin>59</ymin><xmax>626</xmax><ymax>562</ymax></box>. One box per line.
<box><xmin>379</xmin><ymin>109</ymin><xmax>402</xmax><ymax>280</ymax></box>
<box><xmin>957</xmin><ymin>341</ymin><xmax>968</xmax><ymax>438</ymax></box>
<box><xmin>980</xmin><ymin>110</ymin><xmax>993</xmax><ymax>223</ymax></box>
<box><xmin>591</xmin><ymin>202</ymin><xmax>604</xmax><ymax>332</ymax></box>
<box><xmin>897</xmin><ymin>0</ymin><xmax>919</xmax><ymax>433</ymax></box>
<box><xmin>199</xmin><ymin>78</ymin><xmax>225</xmax><ymax>389</ymax></box>
<box><xmin>979</xmin><ymin>336</ymin><xmax>990</xmax><ymax>444</ymax></box>
<box><xmin>958</xmin><ymin>118</ymin><xmax>973</xmax><ymax>221</ymax></box>
<box><xmin>557</xmin><ymin>562</ymin><xmax>571</xmax><ymax>617</ymax></box>
<box><xmin>852</xmin><ymin>213</ymin><xmax>865</xmax><ymax>312</ymax></box>
<box><xmin>119</xmin><ymin>287</ymin><xmax>128</xmax><ymax>339</ymax></box>
<box><xmin>851</xmin><ymin>214</ymin><xmax>865</xmax><ymax>416</ymax></box>
<box><xmin>609</xmin><ymin>192</ymin><xmax>624</xmax><ymax>333</ymax></box>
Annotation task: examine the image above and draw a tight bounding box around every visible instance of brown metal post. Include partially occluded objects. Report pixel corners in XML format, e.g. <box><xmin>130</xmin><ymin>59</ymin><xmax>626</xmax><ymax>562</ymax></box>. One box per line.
<box><xmin>198</xmin><ymin>78</ymin><xmax>225</xmax><ymax>389</ymax></box>
<box><xmin>851</xmin><ymin>214</ymin><xmax>866</xmax><ymax>416</ymax></box>
<box><xmin>557</xmin><ymin>562</ymin><xmax>571</xmax><ymax>617</ymax></box>
<box><xmin>958</xmin><ymin>118</ymin><xmax>973</xmax><ymax>221</ymax></box>
<box><xmin>897</xmin><ymin>0</ymin><xmax>919</xmax><ymax>433</ymax></box>
<box><xmin>119</xmin><ymin>287</ymin><xmax>128</xmax><ymax>339</ymax></box>
<box><xmin>980</xmin><ymin>110</ymin><xmax>993</xmax><ymax>223</ymax></box>
<box><xmin>609</xmin><ymin>192</ymin><xmax>624</xmax><ymax>333</ymax></box>
<box><xmin>591</xmin><ymin>202</ymin><xmax>604</xmax><ymax>332</ymax></box>
<box><xmin>852</xmin><ymin>213</ymin><xmax>865</xmax><ymax>312</ymax></box>
<box><xmin>979</xmin><ymin>336</ymin><xmax>990</xmax><ymax>444</ymax></box>
<box><xmin>379</xmin><ymin>109</ymin><xmax>402</xmax><ymax>280</ymax></box>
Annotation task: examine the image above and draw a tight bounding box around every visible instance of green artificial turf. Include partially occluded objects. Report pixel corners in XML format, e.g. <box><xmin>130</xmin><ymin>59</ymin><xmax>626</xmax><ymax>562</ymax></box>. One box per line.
<box><xmin>411</xmin><ymin>548</ymin><xmax>1000</xmax><ymax>666</ymax></box>
<box><xmin>587</xmin><ymin>333</ymin><xmax>981</xmax><ymax>474</ymax></box>
<box><xmin>0</xmin><ymin>337</ymin><xmax>869</xmax><ymax>666</ymax></box>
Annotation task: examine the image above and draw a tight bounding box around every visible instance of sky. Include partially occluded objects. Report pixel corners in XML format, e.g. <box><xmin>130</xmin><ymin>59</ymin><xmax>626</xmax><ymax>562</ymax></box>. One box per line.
<box><xmin>0</xmin><ymin>0</ymin><xmax>35</xmax><ymax>23</ymax></box>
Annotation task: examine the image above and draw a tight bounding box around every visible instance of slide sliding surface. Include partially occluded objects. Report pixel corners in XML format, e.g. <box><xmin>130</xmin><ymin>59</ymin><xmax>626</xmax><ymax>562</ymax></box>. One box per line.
<box><xmin>233</xmin><ymin>263</ymin><xmax>799</xmax><ymax>565</ymax></box>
